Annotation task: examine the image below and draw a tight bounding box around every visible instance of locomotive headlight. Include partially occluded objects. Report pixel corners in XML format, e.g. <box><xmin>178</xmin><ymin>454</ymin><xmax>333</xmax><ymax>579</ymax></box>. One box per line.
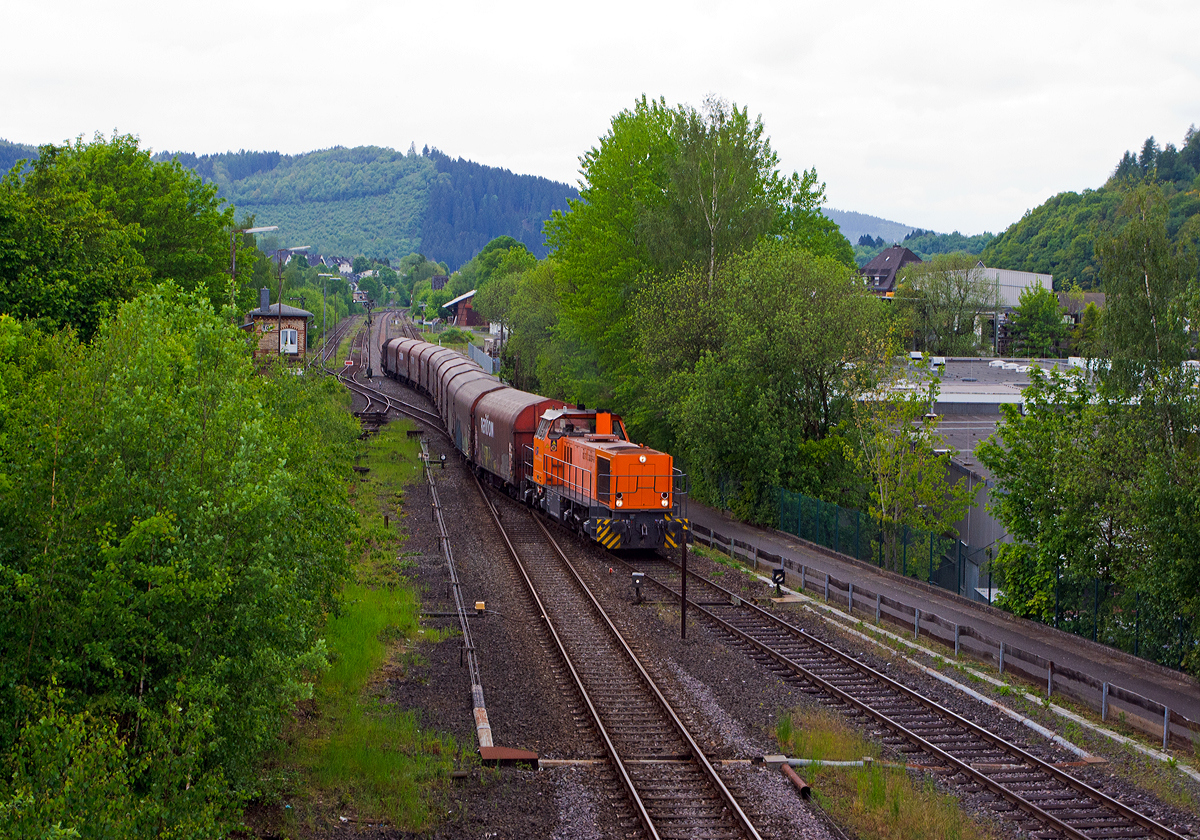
<box><xmin>639</xmin><ymin>454</ymin><xmax>647</xmax><ymax>463</ymax></box>
<box><xmin>660</xmin><ymin>492</ymin><xmax>669</xmax><ymax>508</ymax></box>
<box><xmin>615</xmin><ymin>492</ymin><xmax>624</xmax><ymax>508</ymax></box>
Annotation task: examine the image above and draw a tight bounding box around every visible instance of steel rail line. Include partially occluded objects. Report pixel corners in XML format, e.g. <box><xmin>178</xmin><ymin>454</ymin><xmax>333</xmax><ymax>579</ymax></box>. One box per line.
<box><xmin>326</xmin><ymin>321</ymin><xmax>447</xmax><ymax>434</ymax></box>
<box><xmin>474</xmin><ymin>484</ymin><xmax>763</xmax><ymax>840</ymax></box>
<box><xmin>622</xmin><ymin>554</ymin><xmax>1188</xmax><ymax>840</ymax></box>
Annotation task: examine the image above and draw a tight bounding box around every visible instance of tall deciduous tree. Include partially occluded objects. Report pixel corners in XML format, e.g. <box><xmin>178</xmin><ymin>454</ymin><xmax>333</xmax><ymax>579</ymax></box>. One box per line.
<box><xmin>852</xmin><ymin>372</ymin><xmax>972</xmax><ymax>573</ymax></box>
<box><xmin>660</xmin><ymin>239</ymin><xmax>887</xmax><ymax>520</ymax></box>
<box><xmin>545</xmin><ymin>95</ymin><xmax>849</xmax><ymax>410</ymax></box>
<box><xmin>894</xmin><ymin>253</ymin><xmax>1001</xmax><ymax>355</ymax></box>
<box><xmin>1010</xmin><ymin>283</ymin><xmax>1066</xmax><ymax>357</ymax></box>
<box><xmin>1098</xmin><ymin>183</ymin><xmax>1195</xmax><ymax>392</ymax></box>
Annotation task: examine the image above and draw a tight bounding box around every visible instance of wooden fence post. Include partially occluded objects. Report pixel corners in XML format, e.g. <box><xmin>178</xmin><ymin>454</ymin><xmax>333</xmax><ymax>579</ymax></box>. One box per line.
<box><xmin>1102</xmin><ymin>682</ymin><xmax>1109</xmax><ymax>721</ymax></box>
<box><xmin>954</xmin><ymin>624</ymin><xmax>960</xmax><ymax>657</ymax></box>
<box><xmin>999</xmin><ymin>640</ymin><xmax>1005</xmax><ymax>674</ymax></box>
<box><xmin>914</xmin><ymin>608</ymin><xmax>921</xmax><ymax>640</ymax></box>
<box><xmin>1047</xmin><ymin>661</ymin><xmax>1054</xmax><ymax>699</ymax></box>
<box><xmin>1164</xmin><ymin>707</ymin><xmax>1171</xmax><ymax>751</ymax></box>
<box><xmin>875</xmin><ymin>593</ymin><xmax>881</xmax><ymax>624</ymax></box>
<box><xmin>848</xmin><ymin>582</ymin><xmax>854</xmax><ymax>614</ymax></box>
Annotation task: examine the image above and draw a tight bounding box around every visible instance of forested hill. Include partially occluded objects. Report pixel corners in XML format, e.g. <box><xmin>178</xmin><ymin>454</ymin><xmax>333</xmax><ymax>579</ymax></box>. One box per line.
<box><xmin>979</xmin><ymin>125</ymin><xmax>1200</xmax><ymax>290</ymax></box>
<box><xmin>0</xmin><ymin>138</ymin><xmax>39</xmax><ymax>175</ymax></box>
<box><xmin>157</xmin><ymin>145</ymin><xmax>579</xmax><ymax>270</ymax></box>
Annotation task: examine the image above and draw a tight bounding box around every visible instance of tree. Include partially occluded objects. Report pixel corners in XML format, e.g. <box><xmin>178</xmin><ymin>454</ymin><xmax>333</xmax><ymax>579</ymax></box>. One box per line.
<box><xmin>0</xmin><ymin>288</ymin><xmax>359</xmax><ymax>828</ymax></box>
<box><xmin>894</xmin><ymin>253</ymin><xmax>1001</xmax><ymax>355</ymax></box>
<box><xmin>1098</xmin><ymin>183</ymin><xmax>1195</xmax><ymax>392</ymax></box>
<box><xmin>21</xmin><ymin>134</ymin><xmax>234</xmax><ymax>308</ymax></box>
<box><xmin>658</xmin><ymin>239</ymin><xmax>888</xmax><ymax>520</ymax></box>
<box><xmin>545</xmin><ymin>95</ymin><xmax>843</xmax><ymax>410</ymax></box>
<box><xmin>851</xmin><ymin>372</ymin><xmax>972</xmax><ymax>573</ymax></box>
<box><xmin>641</xmin><ymin>96</ymin><xmax>802</xmax><ymax>288</ymax></box>
<box><xmin>544</xmin><ymin>95</ymin><xmax>677</xmax><ymax>406</ymax></box>
<box><xmin>1010</xmin><ymin>283</ymin><xmax>1066</xmax><ymax>357</ymax></box>
<box><xmin>0</xmin><ymin>177</ymin><xmax>151</xmax><ymax>341</ymax></box>
<box><xmin>1071</xmin><ymin>301</ymin><xmax>1104</xmax><ymax>357</ymax></box>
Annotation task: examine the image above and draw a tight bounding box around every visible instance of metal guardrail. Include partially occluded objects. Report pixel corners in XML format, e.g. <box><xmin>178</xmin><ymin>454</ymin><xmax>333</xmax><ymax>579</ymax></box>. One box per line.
<box><xmin>690</xmin><ymin>523</ymin><xmax>1200</xmax><ymax>753</ymax></box>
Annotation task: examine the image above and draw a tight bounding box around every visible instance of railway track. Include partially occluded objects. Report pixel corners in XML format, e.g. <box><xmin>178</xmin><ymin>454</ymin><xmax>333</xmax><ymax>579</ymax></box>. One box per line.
<box><xmin>326</xmin><ymin>315</ymin><xmax>447</xmax><ymax>434</ymax></box>
<box><xmin>475</xmin><ymin>485</ymin><xmax>764</xmax><ymax>840</ymax></box>
<box><xmin>620</xmin><ymin>553</ymin><xmax>1192</xmax><ymax>840</ymax></box>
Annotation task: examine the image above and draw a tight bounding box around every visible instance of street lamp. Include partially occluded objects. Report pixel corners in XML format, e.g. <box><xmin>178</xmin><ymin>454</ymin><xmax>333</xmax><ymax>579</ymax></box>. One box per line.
<box><xmin>229</xmin><ymin>225</ymin><xmax>278</xmax><ymax>311</ymax></box>
<box><xmin>276</xmin><ymin>246</ymin><xmax>310</xmax><ymax>356</ymax></box>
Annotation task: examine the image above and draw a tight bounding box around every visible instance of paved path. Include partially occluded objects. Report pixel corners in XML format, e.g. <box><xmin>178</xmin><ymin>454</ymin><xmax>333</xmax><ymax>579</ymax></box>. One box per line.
<box><xmin>686</xmin><ymin>501</ymin><xmax>1200</xmax><ymax>731</ymax></box>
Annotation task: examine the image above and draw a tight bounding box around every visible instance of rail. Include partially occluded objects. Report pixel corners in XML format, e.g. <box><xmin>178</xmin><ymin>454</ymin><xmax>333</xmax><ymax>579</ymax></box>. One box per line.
<box><xmin>691</xmin><ymin>523</ymin><xmax>1200</xmax><ymax>754</ymax></box>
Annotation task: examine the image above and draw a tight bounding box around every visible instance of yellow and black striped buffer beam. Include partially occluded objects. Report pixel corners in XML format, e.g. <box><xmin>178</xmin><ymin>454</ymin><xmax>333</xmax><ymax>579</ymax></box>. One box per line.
<box><xmin>592</xmin><ymin>519</ymin><xmax>625</xmax><ymax>549</ymax></box>
<box><xmin>664</xmin><ymin>515</ymin><xmax>689</xmax><ymax>548</ymax></box>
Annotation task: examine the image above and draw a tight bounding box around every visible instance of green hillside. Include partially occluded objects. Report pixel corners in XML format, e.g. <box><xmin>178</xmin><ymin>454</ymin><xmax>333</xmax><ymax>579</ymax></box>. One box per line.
<box><xmin>158</xmin><ymin>145</ymin><xmax>578</xmax><ymax>270</ymax></box>
<box><xmin>0</xmin><ymin>138</ymin><xmax>39</xmax><ymax>175</ymax></box>
<box><xmin>853</xmin><ymin>228</ymin><xmax>995</xmax><ymax>267</ymax></box>
<box><xmin>980</xmin><ymin>126</ymin><xmax>1200</xmax><ymax>289</ymax></box>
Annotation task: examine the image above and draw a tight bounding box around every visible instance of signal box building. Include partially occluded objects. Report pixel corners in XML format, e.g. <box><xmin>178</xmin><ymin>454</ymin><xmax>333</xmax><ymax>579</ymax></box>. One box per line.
<box><xmin>245</xmin><ymin>287</ymin><xmax>314</xmax><ymax>360</ymax></box>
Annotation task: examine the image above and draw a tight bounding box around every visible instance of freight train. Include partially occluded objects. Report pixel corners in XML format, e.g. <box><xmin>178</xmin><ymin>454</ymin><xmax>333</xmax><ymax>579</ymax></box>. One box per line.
<box><xmin>380</xmin><ymin>335</ymin><xmax>688</xmax><ymax>550</ymax></box>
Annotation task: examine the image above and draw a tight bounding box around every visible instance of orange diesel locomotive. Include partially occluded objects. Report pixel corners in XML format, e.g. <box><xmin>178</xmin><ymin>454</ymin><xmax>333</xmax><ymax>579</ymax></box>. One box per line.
<box><xmin>528</xmin><ymin>406</ymin><xmax>686</xmax><ymax>549</ymax></box>
<box><xmin>381</xmin><ymin>334</ymin><xmax>687</xmax><ymax>550</ymax></box>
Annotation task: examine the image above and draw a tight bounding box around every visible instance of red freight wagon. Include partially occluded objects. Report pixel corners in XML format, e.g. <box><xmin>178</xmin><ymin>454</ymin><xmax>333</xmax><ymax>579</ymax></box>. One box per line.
<box><xmin>473</xmin><ymin>388</ymin><xmax>565</xmax><ymax>487</ymax></box>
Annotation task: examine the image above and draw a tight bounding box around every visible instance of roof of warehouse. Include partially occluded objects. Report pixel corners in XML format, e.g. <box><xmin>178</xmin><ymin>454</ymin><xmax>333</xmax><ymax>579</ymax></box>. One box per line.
<box><xmin>442</xmin><ymin>289</ymin><xmax>477</xmax><ymax>308</ymax></box>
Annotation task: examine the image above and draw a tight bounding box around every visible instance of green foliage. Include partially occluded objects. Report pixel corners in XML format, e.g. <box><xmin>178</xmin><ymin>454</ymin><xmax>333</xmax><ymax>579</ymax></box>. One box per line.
<box><xmin>0</xmin><ymin>288</ymin><xmax>359</xmax><ymax>828</ymax></box>
<box><xmin>545</xmin><ymin>95</ymin><xmax>850</xmax><ymax>412</ymax></box>
<box><xmin>1010</xmin><ymin>283</ymin><xmax>1067</xmax><ymax>357</ymax></box>
<box><xmin>652</xmin><ymin>239</ymin><xmax>887</xmax><ymax>520</ymax></box>
<box><xmin>851</xmin><ymin>370</ymin><xmax>972</xmax><ymax>571</ymax></box>
<box><xmin>0</xmin><ymin>174</ymin><xmax>150</xmax><ymax>341</ymax></box>
<box><xmin>893</xmin><ymin>254</ymin><xmax>1002</xmax><ymax>355</ymax></box>
<box><xmin>1097</xmin><ymin>183</ymin><xmax>1197</xmax><ymax>390</ymax></box>
<box><xmin>981</xmin><ymin>124</ymin><xmax>1200</xmax><ymax>290</ymax></box>
<box><xmin>854</xmin><ymin>229</ymin><xmax>995</xmax><ymax>268</ymax></box>
<box><xmin>166</xmin><ymin>145</ymin><xmax>577</xmax><ymax>270</ymax></box>
<box><xmin>1</xmin><ymin>132</ymin><xmax>237</xmax><ymax>340</ymax></box>
<box><xmin>25</xmin><ymin>134</ymin><xmax>234</xmax><ymax>306</ymax></box>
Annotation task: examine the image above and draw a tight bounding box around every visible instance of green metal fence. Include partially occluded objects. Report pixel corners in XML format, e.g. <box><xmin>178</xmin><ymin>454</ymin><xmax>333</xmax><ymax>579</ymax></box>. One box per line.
<box><xmin>776</xmin><ymin>487</ymin><xmax>1195</xmax><ymax>671</ymax></box>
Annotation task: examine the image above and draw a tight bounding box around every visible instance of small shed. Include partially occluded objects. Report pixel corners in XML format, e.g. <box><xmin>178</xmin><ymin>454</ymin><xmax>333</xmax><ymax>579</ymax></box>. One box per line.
<box><xmin>244</xmin><ymin>287</ymin><xmax>314</xmax><ymax>359</ymax></box>
<box><xmin>442</xmin><ymin>289</ymin><xmax>485</xmax><ymax>327</ymax></box>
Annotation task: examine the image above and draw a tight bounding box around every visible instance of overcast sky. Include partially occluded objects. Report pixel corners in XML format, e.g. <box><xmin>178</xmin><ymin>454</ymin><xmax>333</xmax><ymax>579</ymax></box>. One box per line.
<box><xmin>5</xmin><ymin>0</ymin><xmax>1197</xmax><ymax>235</ymax></box>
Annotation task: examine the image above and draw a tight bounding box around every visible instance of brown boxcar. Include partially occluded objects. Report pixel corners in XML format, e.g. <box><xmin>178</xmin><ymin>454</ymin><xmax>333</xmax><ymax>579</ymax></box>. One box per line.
<box><xmin>473</xmin><ymin>388</ymin><xmax>565</xmax><ymax>486</ymax></box>
<box><xmin>448</xmin><ymin>374</ymin><xmax>509</xmax><ymax>456</ymax></box>
<box><xmin>433</xmin><ymin>355</ymin><xmax>478</xmax><ymax>418</ymax></box>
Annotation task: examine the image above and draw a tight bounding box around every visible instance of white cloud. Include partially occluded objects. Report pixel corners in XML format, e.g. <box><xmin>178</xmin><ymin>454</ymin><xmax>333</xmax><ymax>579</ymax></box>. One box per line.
<box><xmin>3</xmin><ymin>0</ymin><xmax>1197</xmax><ymax>234</ymax></box>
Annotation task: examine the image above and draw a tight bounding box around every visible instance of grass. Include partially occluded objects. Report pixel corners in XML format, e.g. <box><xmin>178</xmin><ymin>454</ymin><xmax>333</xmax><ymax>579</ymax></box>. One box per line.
<box><xmin>776</xmin><ymin>707</ymin><xmax>996</xmax><ymax>840</ymax></box>
<box><xmin>262</xmin><ymin>418</ymin><xmax>462</xmax><ymax>833</ymax></box>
